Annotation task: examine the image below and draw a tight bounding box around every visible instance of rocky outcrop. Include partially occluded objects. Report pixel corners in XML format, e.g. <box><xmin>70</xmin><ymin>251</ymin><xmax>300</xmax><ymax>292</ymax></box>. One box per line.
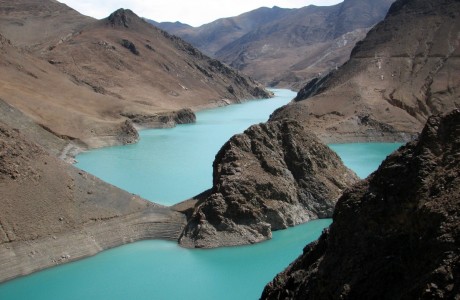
<box><xmin>179</xmin><ymin>120</ymin><xmax>358</xmax><ymax>248</ymax></box>
<box><xmin>0</xmin><ymin>122</ymin><xmax>186</xmax><ymax>283</ymax></box>
<box><xmin>261</xmin><ymin>110</ymin><xmax>460</xmax><ymax>299</ymax></box>
<box><xmin>271</xmin><ymin>0</ymin><xmax>460</xmax><ymax>143</ymax></box>
<box><xmin>121</xmin><ymin>108</ymin><xmax>196</xmax><ymax>129</ymax></box>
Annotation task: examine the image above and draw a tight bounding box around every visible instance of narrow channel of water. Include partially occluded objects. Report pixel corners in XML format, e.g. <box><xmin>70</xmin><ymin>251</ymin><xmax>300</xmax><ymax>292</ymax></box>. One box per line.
<box><xmin>75</xmin><ymin>89</ymin><xmax>294</xmax><ymax>205</ymax></box>
<box><xmin>0</xmin><ymin>89</ymin><xmax>403</xmax><ymax>299</ymax></box>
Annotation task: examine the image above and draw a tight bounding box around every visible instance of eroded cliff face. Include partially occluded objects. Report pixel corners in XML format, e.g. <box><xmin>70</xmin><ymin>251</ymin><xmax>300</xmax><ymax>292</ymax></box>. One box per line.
<box><xmin>261</xmin><ymin>110</ymin><xmax>460</xmax><ymax>299</ymax></box>
<box><xmin>179</xmin><ymin>121</ymin><xmax>358</xmax><ymax>248</ymax></box>
<box><xmin>271</xmin><ymin>0</ymin><xmax>460</xmax><ymax>143</ymax></box>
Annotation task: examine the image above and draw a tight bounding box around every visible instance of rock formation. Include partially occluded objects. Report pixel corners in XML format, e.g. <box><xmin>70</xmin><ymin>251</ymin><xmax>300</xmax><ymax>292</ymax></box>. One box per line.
<box><xmin>0</xmin><ymin>120</ymin><xmax>186</xmax><ymax>283</ymax></box>
<box><xmin>179</xmin><ymin>121</ymin><xmax>358</xmax><ymax>248</ymax></box>
<box><xmin>271</xmin><ymin>0</ymin><xmax>460</xmax><ymax>143</ymax></box>
<box><xmin>261</xmin><ymin>110</ymin><xmax>460</xmax><ymax>299</ymax></box>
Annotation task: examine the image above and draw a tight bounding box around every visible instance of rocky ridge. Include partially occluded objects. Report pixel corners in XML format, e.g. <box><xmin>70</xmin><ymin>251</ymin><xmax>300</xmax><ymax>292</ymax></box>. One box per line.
<box><xmin>179</xmin><ymin>121</ymin><xmax>358</xmax><ymax>248</ymax></box>
<box><xmin>155</xmin><ymin>0</ymin><xmax>395</xmax><ymax>89</ymax></box>
<box><xmin>262</xmin><ymin>109</ymin><xmax>460</xmax><ymax>299</ymax></box>
<box><xmin>271</xmin><ymin>0</ymin><xmax>460</xmax><ymax>143</ymax></box>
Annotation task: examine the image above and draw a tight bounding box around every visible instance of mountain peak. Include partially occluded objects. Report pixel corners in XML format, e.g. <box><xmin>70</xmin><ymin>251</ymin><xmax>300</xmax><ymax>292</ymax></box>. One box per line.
<box><xmin>107</xmin><ymin>8</ymin><xmax>137</xmax><ymax>28</ymax></box>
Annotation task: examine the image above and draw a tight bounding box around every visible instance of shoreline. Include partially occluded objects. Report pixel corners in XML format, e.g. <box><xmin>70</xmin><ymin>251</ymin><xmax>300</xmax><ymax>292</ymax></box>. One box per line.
<box><xmin>0</xmin><ymin>206</ymin><xmax>186</xmax><ymax>284</ymax></box>
<box><xmin>64</xmin><ymin>96</ymin><xmax>271</xmax><ymax>163</ymax></box>
<box><xmin>0</xmin><ymin>90</ymin><xmax>414</xmax><ymax>285</ymax></box>
<box><xmin>0</xmin><ymin>95</ymin><xmax>274</xmax><ymax>284</ymax></box>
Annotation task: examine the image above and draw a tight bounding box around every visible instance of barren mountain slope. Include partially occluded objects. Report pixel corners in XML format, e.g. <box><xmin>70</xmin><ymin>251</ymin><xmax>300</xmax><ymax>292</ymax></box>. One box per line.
<box><xmin>161</xmin><ymin>0</ymin><xmax>394</xmax><ymax>88</ymax></box>
<box><xmin>0</xmin><ymin>121</ymin><xmax>186</xmax><ymax>282</ymax></box>
<box><xmin>41</xmin><ymin>9</ymin><xmax>270</xmax><ymax>112</ymax></box>
<box><xmin>272</xmin><ymin>0</ymin><xmax>460</xmax><ymax>143</ymax></box>
<box><xmin>0</xmin><ymin>3</ymin><xmax>271</xmax><ymax>151</ymax></box>
<box><xmin>0</xmin><ymin>33</ymin><xmax>143</xmax><ymax>150</ymax></box>
<box><xmin>216</xmin><ymin>0</ymin><xmax>395</xmax><ymax>88</ymax></box>
<box><xmin>150</xmin><ymin>6</ymin><xmax>293</xmax><ymax>56</ymax></box>
<box><xmin>0</xmin><ymin>0</ymin><xmax>92</xmax><ymax>49</ymax></box>
<box><xmin>262</xmin><ymin>109</ymin><xmax>460</xmax><ymax>300</ymax></box>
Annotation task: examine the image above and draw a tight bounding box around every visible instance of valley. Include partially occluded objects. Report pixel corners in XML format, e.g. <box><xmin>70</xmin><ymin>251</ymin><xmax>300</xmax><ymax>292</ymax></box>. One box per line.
<box><xmin>0</xmin><ymin>0</ymin><xmax>459</xmax><ymax>299</ymax></box>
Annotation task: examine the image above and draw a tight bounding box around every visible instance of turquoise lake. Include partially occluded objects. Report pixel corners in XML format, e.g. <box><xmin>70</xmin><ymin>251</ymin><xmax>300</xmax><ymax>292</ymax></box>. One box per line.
<box><xmin>0</xmin><ymin>89</ymin><xmax>402</xmax><ymax>299</ymax></box>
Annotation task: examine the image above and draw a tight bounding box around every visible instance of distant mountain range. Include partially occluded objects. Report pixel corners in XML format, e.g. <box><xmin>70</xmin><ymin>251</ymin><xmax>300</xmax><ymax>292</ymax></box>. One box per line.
<box><xmin>150</xmin><ymin>0</ymin><xmax>395</xmax><ymax>89</ymax></box>
<box><xmin>270</xmin><ymin>0</ymin><xmax>460</xmax><ymax>142</ymax></box>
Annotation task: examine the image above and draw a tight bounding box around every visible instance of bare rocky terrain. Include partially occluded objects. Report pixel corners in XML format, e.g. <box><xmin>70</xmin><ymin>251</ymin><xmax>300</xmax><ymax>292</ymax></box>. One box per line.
<box><xmin>179</xmin><ymin>121</ymin><xmax>358</xmax><ymax>248</ymax></box>
<box><xmin>153</xmin><ymin>0</ymin><xmax>395</xmax><ymax>89</ymax></box>
<box><xmin>1</xmin><ymin>0</ymin><xmax>458</xmax><ymax>292</ymax></box>
<box><xmin>0</xmin><ymin>0</ymin><xmax>273</xmax><ymax>283</ymax></box>
<box><xmin>262</xmin><ymin>109</ymin><xmax>460</xmax><ymax>300</ymax></box>
<box><xmin>0</xmin><ymin>119</ymin><xmax>186</xmax><ymax>283</ymax></box>
<box><xmin>0</xmin><ymin>1</ymin><xmax>271</xmax><ymax>152</ymax></box>
<box><xmin>271</xmin><ymin>0</ymin><xmax>460</xmax><ymax>143</ymax></box>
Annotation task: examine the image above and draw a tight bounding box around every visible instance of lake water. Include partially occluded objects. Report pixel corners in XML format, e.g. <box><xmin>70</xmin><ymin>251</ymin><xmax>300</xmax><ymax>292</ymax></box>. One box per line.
<box><xmin>329</xmin><ymin>143</ymin><xmax>402</xmax><ymax>179</ymax></box>
<box><xmin>0</xmin><ymin>89</ymin><xmax>402</xmax><ymax>299</ymax></box>
<box><xmin>0</xmin><ymin>219</ymin><xmax>332</xmax><ymax>300</ymax></box>
<box><xmin>74</xmin><ymin>89</ymin><xmax>295</xmax><ymax>205</ymax></box>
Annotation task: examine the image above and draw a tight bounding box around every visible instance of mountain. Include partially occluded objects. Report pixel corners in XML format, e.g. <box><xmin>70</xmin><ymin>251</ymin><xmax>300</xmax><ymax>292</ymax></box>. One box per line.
<box><xmin>262</xmin><ymin>110</ymin><xmax>460</xmax><ymax>299</ymax></box>
<box><xmin>0</xmin><ymin>2</ymin><xmax>271</xmax><ymax>152</ymax></box>
<box><xmin>176</xmin><ymin>0</ymin><xmax>459</xmax><ymax>249</ymax></box>
<box><xmin>271</xmin><ymin>0</ymin><xmax>460</xmax><ymax>143</ymax></box>
<box><xmin>153</xmin><ymin>0</ymin><xmax>395</xmax><ymax>88</ymax></box>
<box><xmin>0</xmin><ymin>0</ymin><xmax>92</xmax><ymax>48</ymax></box>
<box><xmin>150</xmin><ymin>6</ymin><xmax>293</xmax><ymax>56</ymax></box>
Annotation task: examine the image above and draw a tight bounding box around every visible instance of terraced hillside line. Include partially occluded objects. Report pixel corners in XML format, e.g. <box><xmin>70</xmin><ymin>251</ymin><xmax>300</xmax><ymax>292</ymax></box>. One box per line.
<box><xmin>0</xmin><ymin>207</ymin><xmax>186</xmax><ymax>283</ymax></box>
<box><xmin>0</xmin><ymin>121</ymin><xmax>187</xmax><ymax>283</ymax></box>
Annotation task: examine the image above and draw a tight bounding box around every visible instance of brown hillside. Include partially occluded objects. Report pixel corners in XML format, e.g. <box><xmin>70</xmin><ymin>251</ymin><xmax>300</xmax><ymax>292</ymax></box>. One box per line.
<box><xmin>0</xmin><ymin>120</ymin><xmax>186</xmax><ymax>282</ymax></box>
<box><xmin>159</xmin><ymin>0</ymin><xmax>394</xmax><ymax>89</ymax></box>
<box><xmin>0</xmin><ymin>0</ymin><xmax>92</xmax><ymax>49</ymax></box>
<box><xmin>272</xmin><ymin>0</ymin><xmax>460</xmax><ymax>143</ymax></box>
<box><xmin>0</xmin><ymin>3</ymin><xmax>271</xmax><ymax>151</ymax></box>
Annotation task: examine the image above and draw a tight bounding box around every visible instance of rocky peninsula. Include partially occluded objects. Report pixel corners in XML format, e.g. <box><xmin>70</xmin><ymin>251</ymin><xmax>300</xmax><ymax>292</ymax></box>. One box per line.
<box><xmin>179</xmin><ymin>121</ymin><xmax>358</xmax><ymax>248</ymax></box>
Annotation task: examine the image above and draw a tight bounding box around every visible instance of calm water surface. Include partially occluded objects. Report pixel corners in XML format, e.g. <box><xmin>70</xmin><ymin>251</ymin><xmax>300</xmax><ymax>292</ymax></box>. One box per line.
<box><xmin>0</xmin><ymin>219</ymin><xmax>331</xmax><ymax>300</ymax></box>
<box><xmin>75</xmin><ymin>89</ymin><xmax>294</xmax><ymax>205</ymax></box>
<box><xmin>0</xmin><ymin>89</ymin><xmax>402</xmax><ymax>299</ymax></box>
<box><xmin>329</xmin><ymin>143</ymin><xmax>402</xmax><ymax>179</ymax></box>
